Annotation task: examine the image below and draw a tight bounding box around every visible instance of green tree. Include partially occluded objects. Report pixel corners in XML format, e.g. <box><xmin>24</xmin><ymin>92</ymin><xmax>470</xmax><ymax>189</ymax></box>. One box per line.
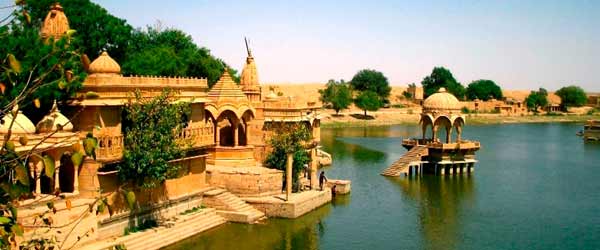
<box><xmin>1</xmin><ymin>4</ymin><xmax>86</xmax><ymax>123</ymax></box>
<box><xmin>354</xmin><ymin>90</ymin><xmax>381</xmax><ymax>116</ymax></box>
<box><xmin>27</xmin><ymin>1</ymin><xmax>237</xmax><ymax>87</ymax></box>
<box><xmin>265</xmin><ymin>124</ymin><xmax>311</xmax><ymax>192</ymax></box>
<box><xmin>27</xmin><ymin>0</ymin><xmax>134</xmax><ymax>62</ymax></box>
<box><xmin>1</xmin><ymin>3</ymin><xmax>99</xmax><ymax>248</ymax></box>
<box><xmin>555</xmin><ymin>85</ymin><xmax>587</xmax><ymax>109</ymax></box>
<box><xmin>421</xmin><ymin>67</ymin><xmax>466</xmax><ymax>99</ymax></box>
<box><xmin>350</xmin><ymin>69</ymin><xmax>391</xmax><ymax>102</ymax></box>
<box><xmin>525</xmin><ymin>88</ymin><xmax>549</xmax><ymax>112</ymax></box>
<box><xmin>319</xmin><ymin>79</ymin><xmax>352</xmax><ymax>115</ymax></box>
<box><xmin>123</xmin><ymin>27</ymin><xmax>238</xmax><ymax>86</ymax></box>
<box><xmin>119</xmin><ymin>90</ymin><xmax>191</xmax><ymax>189</ymax></box>
<box><xmin>466</xmin><ymin>79</ymin><xmax>503</xmax><ymax>101</ymax></box>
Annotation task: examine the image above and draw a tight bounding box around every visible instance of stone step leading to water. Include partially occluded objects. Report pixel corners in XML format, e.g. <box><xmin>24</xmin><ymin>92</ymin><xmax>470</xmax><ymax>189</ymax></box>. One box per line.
<box><xmin>202</xmin><ymin>188</ymin><xmax>266</xmax><ymax>223</ymax></box>
<box><xmin>76</xmin><ymin>208</ymin><xmax>226</xmax><ymax>250</ymax></box>
<box><xmin>381</xmin><ymin>145</ymin><xmax>428</xmax><ymax>177</ymax></box>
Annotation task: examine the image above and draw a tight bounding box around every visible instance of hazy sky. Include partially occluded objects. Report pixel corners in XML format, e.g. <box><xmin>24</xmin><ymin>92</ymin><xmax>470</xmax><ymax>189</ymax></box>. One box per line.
<box><xmin>95</xmin><ymin>1</ymin><xmax>596</xmax><ymax>91</ymax></box>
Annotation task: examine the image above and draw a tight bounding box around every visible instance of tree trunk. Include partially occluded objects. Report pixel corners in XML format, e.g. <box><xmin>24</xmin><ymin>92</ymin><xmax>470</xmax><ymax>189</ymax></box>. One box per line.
<box><xmin>364</xmin><ymin>110</ymin><xmax>367</xmax><ymax>116</ymax></box>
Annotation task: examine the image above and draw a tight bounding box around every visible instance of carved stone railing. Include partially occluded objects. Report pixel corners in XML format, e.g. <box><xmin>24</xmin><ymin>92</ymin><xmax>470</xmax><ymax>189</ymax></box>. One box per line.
<box><xmin>96</xmin><ymin>135</ymin><xmax>124</xmax><ymax>162</ymax></box>
<box><xmin>177</xmin><ymin>125</ymin><xmax>214</xmax><ymax>148</ymax></box>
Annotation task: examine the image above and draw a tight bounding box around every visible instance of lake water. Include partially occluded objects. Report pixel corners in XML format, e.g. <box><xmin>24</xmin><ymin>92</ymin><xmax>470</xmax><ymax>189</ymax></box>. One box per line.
<box><xmin>165</xmin><ymin>123</ymin><xmax>600</xmax><ymax>250</ymax></box>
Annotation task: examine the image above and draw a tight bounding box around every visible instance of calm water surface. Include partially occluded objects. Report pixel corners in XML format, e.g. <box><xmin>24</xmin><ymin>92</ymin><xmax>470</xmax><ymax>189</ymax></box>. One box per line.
<box><xmin>165</xmin><ymin>123</ymin><xmax>600</xmax><ymax>250</ymax></box>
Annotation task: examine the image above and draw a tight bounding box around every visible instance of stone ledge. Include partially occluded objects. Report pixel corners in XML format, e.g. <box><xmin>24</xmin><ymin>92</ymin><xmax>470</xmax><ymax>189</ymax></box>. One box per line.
<box><xmin>244</xmin><ymin>190</ymin><xmax>332</xmax><ymax>218</ymax></box>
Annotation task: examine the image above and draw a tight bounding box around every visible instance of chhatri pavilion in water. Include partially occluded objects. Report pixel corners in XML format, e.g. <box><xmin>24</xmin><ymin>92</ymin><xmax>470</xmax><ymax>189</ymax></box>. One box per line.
<box><xmin>382</xmin><ymin>88</ymin><xmax>481</xmax><ymax>177</ymax></box>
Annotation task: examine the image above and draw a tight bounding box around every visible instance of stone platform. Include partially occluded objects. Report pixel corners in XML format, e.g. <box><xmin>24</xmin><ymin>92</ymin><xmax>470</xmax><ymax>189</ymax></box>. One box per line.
<box><xmin>243</xmin><ymin>190</ymin><xmax>332</xmax><ymax>218</ymax></box>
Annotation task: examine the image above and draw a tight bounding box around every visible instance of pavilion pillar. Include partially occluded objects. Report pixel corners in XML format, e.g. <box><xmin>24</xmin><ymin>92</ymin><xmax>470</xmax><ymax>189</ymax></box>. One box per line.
<box><xmin>422</xmin><ymin>124</ymin><xmax>427</xmax><ymax>140</ymax></box>
<box><xmin>432</xmin><ymin>126</ymin><xmax>438</xmax><ymax>141</ymax></box>
<box><xmin>286</xmin><ymin>153</ymin><xmax>293</xmax><ymax>201</ymax></box>
<box><xmin>456</xmin><ymin>125</ymin><xmax>462</xmax><ymax>142</ymax></box>
<box><xmin>34</xmin><ymin>161</ymin><xmax>42</xmax><ymax>195</ymax></box>
<box><xmin>54</xmin><ymin>159</ymin><xmax>61</xmax><ymax>193</ymax></box>
<box><xmin>215</xmin><ymin>125</ymin><xmax>220</xmax><ymax>145</ymax></box>
<box><xmin>310</xmin><ymin>147</ymin><xmax>318</xmax><ymax>189</ymax></box>
<box><xmin>74</xmin><ymin>162</ymin><xmax>80</xmax><ymax>194</ymax></box>
<box><xmin>234</xmin><ymin>121</ymin><xmax>239</xmax><ymax>147</ymax></box>
<box><xmin>446</xmin><ymin>126</ymin><xmax>452</xmax><ymax>144</ymax></box>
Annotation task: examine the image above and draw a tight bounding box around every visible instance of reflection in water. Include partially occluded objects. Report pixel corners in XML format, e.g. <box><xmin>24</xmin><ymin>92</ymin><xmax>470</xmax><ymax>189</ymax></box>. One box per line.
<box><xmin>388</xmin><ymin>176</ymin><xmax>475</xmax><ymax>250</ymax></box>
<box><xmin>163</xmin><ymin>204</ymin><xmax>332</xmax><ymax>250</ymax></box>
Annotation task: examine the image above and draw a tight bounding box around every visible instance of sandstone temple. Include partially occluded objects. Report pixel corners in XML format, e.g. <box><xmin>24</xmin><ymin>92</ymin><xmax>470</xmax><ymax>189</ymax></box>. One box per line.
<box><xmin>1</xmin><ymin>4</ymin><xmax>335</xmax><ymax>250</ymax></box>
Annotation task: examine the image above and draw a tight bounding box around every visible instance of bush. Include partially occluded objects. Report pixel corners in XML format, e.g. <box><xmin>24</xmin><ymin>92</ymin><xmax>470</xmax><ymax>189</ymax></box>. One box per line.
<box><xmin>391</xmin><ymin>104</ymin><xmax>405</xmax><ymax>108</ymax></box>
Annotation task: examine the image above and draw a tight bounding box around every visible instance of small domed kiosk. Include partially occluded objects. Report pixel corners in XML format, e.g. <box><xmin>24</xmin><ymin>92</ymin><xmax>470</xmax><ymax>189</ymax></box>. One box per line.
<box><xmin>382</xmin><ymin>88</ymin><xmax>480</xmax><ymax>177</ymax></box>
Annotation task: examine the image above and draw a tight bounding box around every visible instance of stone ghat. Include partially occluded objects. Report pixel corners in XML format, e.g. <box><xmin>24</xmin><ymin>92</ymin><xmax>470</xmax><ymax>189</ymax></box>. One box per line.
<box><xmin>243</xmin><ymin>190</ymin><xmax>332</xmax><ymax>218</ymax></box>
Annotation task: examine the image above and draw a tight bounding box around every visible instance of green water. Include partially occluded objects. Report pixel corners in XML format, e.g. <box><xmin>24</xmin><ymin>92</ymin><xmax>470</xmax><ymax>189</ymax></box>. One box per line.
<box><xmin>165</xmin><ymin>123</ymin><xmax>600</xmax><ymax>250</ymax></box>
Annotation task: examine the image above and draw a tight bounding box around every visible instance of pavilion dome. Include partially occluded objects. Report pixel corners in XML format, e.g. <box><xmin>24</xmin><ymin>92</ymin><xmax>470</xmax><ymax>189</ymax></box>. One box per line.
<box><xmin>1</xmin><ymin>111</ymin><xmax>36</xmax><ymax>134</ymax></box>
<box><xmin>89</xmin><ymin>51</ymin><xmax>121</xmax><ymax>75</ymax></box>
<box><xmin>423</xmin><ymin>88</ymin><xmax>461</xmax><ymax>112</ymax></box>
<box><xmin>36</xmin><ymin>102</ymin><xmax>73</xmax><ymax>133</ymax></box>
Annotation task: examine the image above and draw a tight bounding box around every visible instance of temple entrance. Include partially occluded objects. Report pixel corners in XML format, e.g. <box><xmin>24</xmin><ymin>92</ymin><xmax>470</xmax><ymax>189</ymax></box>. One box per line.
<box><xmin>59</xmin><ymin>153</ymin><xmax>75</xmax><ymax>193</ymax></box>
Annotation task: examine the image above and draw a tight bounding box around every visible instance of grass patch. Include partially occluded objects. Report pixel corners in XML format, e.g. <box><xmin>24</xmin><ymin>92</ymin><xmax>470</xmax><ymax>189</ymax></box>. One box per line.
<box><xmin>124</xmin><ymin>218</ymin><xmax>158</xmax><ymax>236</ymax></box>
<box><xmin>180</xmin><ymin>205</ymin><xmax>205</xmax><ymax>216</ymax></box>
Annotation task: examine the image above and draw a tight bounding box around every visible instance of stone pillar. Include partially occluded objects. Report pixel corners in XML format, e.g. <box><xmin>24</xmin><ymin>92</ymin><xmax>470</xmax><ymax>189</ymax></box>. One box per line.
<box><xmin>432</xmin><ymin>125</ymin><xmax>438</xmax><ymax>141</ymax></box>
<box><xmin>310</xmin><ymin>147</ymin><xmax>318</xmax><ymax>189</ymax></box>
<box><xmin>74</xmin><ymin>162</ymin><xmax>80</xmax><ymax>194</ymax></box>
<box><xmin>446</xmin><ymin>126</ymin><xmax>452</xmax><ymax>144</ymax></box>
<box><xmin>234</xmin><ymin>122</ymin><xmax>239</xmax><ymax>147</ymax></box>
<box><xmin>456</xmin><ymin>125</ymin><xmax>462</xmax><ymax>142</ymax></box>
<box><xmin>54</xmin><ymin>159</ymin><xmax>61</xmax><ymax>193</ymax></box>
<box><xmin>78</xmin><ymin>159</ymin><xmax>101</xmax><ymax>198</ymax></box>
<box><xmin>286</xmin><ymin>153</ymin><xmax>293</xmax><ymax>201</ymax></box>
<box><xmin>215</xmin><ymin>125</ymin><xmax>220</xmax><ymax>145</ymax></box>
<box><xmin>422</xmin><ymin>124</ymin><xmax>427</xmax><ymax>140</ymax></box>
<box><xmin>34</xmin><ymin>161</ymin><xmax>42</xmax><ymax>195</ymax></box>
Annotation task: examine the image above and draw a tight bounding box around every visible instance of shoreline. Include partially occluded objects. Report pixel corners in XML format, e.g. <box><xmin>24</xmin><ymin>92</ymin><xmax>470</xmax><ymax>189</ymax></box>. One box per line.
<box><xmin>321</xmin><ymin>113</ymin><xmax>600</xmax><ymax>128</ymax></box>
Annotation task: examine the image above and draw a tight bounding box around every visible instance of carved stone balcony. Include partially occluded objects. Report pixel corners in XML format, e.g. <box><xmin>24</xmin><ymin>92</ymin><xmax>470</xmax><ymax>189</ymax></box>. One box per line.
<box><xmin>96</xmin><ymin>135</ymin><xmax>123</xmax><ymax>162</ymax></box>
<box><xmin>177</xmin><ymin>126</ymin><xmax>215</xmax><ymax>148</ymax></box>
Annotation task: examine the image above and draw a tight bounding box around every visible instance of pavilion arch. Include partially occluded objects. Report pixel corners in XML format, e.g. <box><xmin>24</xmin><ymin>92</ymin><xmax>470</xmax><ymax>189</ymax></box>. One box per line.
<box><xmin>216</xmin><ymin>110</ymin><xmax>239</xmax><ymax>147</ymax></box>
<box><xmin>238</xmin><ymin>109</ymin><xmax>255</xmax><ymax>146</ymax></box>
<box><xmin>433</xmin><ymin>115</ymin><xmax>453</xmax><ymax>143</ymax></box>
<box><xmin>59</xmin><ymin>152</ymin><xmax>75</xmax><ymax>193</ymax></box>
<box><xmin>453</xmin><ymin>116</ymin><xmax>465</xmax><ymax>142</ymax></box>
<box><xmin>420</xmin><ymin>114</ymin><xmax>435</xmax><ymax>140</ymax></box>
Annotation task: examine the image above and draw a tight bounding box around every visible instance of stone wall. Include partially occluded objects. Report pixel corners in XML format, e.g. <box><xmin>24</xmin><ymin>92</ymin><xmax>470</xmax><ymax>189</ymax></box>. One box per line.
<box><xmin>206</xmin><ymin>167</ymin><xmax>283</xmax><ymax>197</ymax></box>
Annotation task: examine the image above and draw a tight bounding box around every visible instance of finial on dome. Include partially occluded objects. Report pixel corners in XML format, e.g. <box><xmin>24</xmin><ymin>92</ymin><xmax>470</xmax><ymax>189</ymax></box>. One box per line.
<box><xmin>438</xmin><ymin>87</ymin><xmax>447</xmax><ymax>93</ymax></box>
<box><xmin>244</xmin><ymin>37</ymin><xmax>253</xmax><ymax>58</ymax></box>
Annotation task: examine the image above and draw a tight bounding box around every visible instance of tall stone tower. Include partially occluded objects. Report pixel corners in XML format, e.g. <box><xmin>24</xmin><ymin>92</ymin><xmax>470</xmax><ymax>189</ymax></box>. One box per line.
<box><xmin>41</xmin><ymin>3</ymin><xmax>70</xmax><ymax>41</ymax></box>
<box><xmin>240</xmin><ymin>38</ymin><xmax>261</xmax><ymax>104</ymax></box>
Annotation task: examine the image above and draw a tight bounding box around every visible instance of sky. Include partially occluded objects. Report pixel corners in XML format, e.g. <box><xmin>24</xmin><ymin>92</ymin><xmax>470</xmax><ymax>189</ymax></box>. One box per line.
<box><xmin>47</xmin><ymin>1</ymin><xmax>600</xmax><ymax>91</ymax></box>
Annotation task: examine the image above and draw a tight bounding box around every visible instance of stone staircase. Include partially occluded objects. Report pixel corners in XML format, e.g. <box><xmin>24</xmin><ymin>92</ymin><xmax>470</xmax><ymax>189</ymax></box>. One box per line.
<box><xmin>202</xmin><ymin>188</ymin><xmax>266</xmax><ymax>223</ymax></box>
<box><xmin>381</xmin><ymin>145</ymin><xmax>428</xmax><ymax>177</ymax></box>
<box><xmin>78</xmin><ymin>208</ymin><xmax>226</xmax><ymax>250</ymax></box>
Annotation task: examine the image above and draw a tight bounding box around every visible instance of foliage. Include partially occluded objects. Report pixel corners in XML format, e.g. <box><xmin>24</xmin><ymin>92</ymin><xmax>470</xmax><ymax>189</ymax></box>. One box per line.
<box><xmin>119</xmin><ymin>89</ymin><xmax>191</xmax><ymax>189</ymax></box>
<box><xmin>466</xmin><ymin>79</ymin><xmax>503</xmax><ymax>101</ymax></box>
<box><xmin>26</xmin><ymin>0</ymin><xmax>134</xmax><ymax>62</ymax></box>
<box><xmin>27</xmin><ymin>1</ymin><xmax>237</xmax><ymax>87</ymax></box>
<box><xmin>122</xmin><ymin>27</ymin><xmax>238</xmax><ymax>86</ymax></box>
<box><xmin>421</xmin><ymin>67</ymin><xmax>466</xmax><ymax>100</ymax></box>
<box><xmin>265</xmin><ymin>124</ymin><xmax>311</xmax><ymax>192</ymax></box>
<box><xmin>525</xmin><ymin>88</ymin><xmax>549</xmax><ymax>112</ymax></box>
<box><xmin>350</xmin><ymin>69</ymin><xmax>391</xmax><ymax>102</ymax></box>
<box><xmin>402</xmin><ymin>91</ymin><xmax>412</xmax><ymax>99</ymax></box>
<box><xmin>555</xmin><ymin>85</ymin><xmax>587</xmax><ymax>109</ymax></box>
<box><xmin>319</xmin><ymin>79</ymin><xmax>352</xmax><ymax>115</ymax></box>
<box><xmin>354</xmin><ymin>91</ymin><xmax>381</xmax><ymax>116</ymax></box>
<box><xmin>0</xmin><ymin>8</ymin><xmax>86</xmax><ymax>123</ymax></box>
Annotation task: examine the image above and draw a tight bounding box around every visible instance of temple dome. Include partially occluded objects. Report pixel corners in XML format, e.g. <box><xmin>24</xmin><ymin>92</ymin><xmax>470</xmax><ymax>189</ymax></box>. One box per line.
<box><xmin>36</xmin><ymin>102</ymin><xmax>73</xmax><ymax>133</ymax></box>
<box><xmin>0</xmin><ymin>111</ymin><xmax>36</xmax><ymax>134</ymax></box>
<box><xmin>423</xmin><ymin>88</ymin><xmax>461</xmax><ymax>112</ymax></box>
<box><xmin>41</xmin><ymin>3</ymin><xmax>70</xmax><ymax>40</ymax></box>
<box><xmin>89</xmin><ymin>52</ymin><xmax>121</xmax><ymax>75</ymax></box>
